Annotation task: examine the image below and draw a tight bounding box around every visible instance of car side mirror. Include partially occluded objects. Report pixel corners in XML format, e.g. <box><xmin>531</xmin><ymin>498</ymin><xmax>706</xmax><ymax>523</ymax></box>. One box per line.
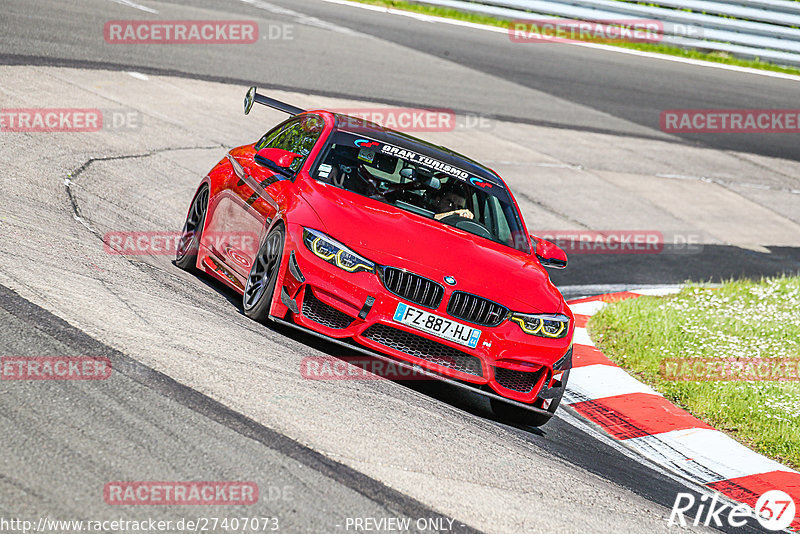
<box><xmin>530</xmin><ymin>234</ymin><xmax>567</xmax><ymax>269</ymax></box>
<box><xmin>254</xmin><ymin>148</ymin><xmax>301</xmax><ymax>178</ymax></box>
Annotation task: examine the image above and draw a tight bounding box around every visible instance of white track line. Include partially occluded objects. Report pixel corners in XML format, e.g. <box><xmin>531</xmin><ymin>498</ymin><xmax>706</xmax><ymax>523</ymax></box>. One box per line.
<box><xmin>107</xmin><ymin>0</ymin><xmax>157</xmax><ymax>14</ymax></box>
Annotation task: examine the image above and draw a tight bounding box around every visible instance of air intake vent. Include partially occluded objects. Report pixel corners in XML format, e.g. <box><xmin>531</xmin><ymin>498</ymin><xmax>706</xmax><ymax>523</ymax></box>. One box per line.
<box><xmin>362</xmin><ymin>324</ymin><xmax>483</xmax><ymax>377</ymax></box>
<box><xmin>302</xmin><ymin>290</ymin><xmax>354</xmax><ymax>330</ymax></box>
<box><xmin>493</xmin><ymin>367</ymin><xmax>546</xmax><ymax>393</ymax></box>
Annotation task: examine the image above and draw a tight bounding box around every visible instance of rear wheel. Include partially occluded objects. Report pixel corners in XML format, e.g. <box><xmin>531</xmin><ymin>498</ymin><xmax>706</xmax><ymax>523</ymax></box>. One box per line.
<box><xmin>243</xmin><ymin>224</ymin><xmax>285</xmax><ymax>322</ymax></box>
<box><xmin>176</xmin><ymin>186</ymin><xmax>209</xmax><ymax>271</ymax></box>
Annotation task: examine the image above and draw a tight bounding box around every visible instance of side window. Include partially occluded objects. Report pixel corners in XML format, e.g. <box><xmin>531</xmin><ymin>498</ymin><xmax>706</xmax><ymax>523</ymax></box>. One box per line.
<box><xmin>255</xmin><ymin>120</ymin><xmax>288</xmax><ymax>152</ymax></box>
<box><xmin>256</xmin><ymin>115</ymin><xmax>324</xmax><ymax>173</ymax></box>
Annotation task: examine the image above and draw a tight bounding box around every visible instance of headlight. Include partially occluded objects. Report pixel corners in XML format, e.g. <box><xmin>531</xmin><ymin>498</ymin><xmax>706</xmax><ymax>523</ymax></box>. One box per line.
<box><xmin>302</xmin><ymin>228</ymin><xmax>375</xmax><ymax>273</ymax></box>
<box><xmin>510</xmin><ymin>313</ymin><xmax>570</xmax><ymax>339</ymax></box>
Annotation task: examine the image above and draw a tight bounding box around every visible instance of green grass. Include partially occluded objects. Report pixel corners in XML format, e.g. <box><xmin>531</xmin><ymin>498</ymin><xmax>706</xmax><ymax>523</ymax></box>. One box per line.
<box><xmin>351</xmin><ymin>0</ymin><xmax>800</xmax><ymax>76</ymax></box>
<box><xmin>588</xmin><ymin>276</ymin><xmax>800</xmax><ymax>469</ymax></box>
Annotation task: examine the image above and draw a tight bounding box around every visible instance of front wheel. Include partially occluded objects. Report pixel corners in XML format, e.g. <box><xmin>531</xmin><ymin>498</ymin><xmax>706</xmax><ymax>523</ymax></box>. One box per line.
<box><xmin>243</xmin><ymin>223</ymin><xmax>285</xmax><ymax>323</ymax></box>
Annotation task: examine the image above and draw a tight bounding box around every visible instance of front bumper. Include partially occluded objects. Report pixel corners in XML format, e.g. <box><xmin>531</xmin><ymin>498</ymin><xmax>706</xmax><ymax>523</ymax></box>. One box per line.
<box><xmin>276</xmin><ymin>224</ymin><xmax>573</xmax><ymax>405</ymax></box>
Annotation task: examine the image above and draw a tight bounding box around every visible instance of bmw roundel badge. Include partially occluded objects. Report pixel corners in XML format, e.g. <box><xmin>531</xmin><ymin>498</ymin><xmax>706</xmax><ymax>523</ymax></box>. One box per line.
<box><xmin>444</xmin><ymin>276</ymin><xmax>457</xmax><ymax>286</ymax></box>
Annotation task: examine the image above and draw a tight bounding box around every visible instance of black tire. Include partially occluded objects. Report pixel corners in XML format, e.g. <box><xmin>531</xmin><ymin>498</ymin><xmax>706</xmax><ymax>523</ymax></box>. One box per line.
<box><xmin>491</xmin><ymin>370</ymin><xmax>570</xmax><ymax>427</ymax></box>
<box><xmin>243</xmin><ymin>223</ymin><xmax>285</xmax><ymax>323</ymax></box>
<box><xmin>175</xmin><ymin>185</ymin><xmax>209</xmax><ymax>272</ymax></box>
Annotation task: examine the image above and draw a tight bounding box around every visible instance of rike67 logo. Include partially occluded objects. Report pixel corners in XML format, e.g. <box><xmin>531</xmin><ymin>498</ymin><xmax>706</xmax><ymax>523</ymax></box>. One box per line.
<box><xmin>669</xmin><ymin>490</ymin><xmax>796</xmax><ymax>531</ymax></box>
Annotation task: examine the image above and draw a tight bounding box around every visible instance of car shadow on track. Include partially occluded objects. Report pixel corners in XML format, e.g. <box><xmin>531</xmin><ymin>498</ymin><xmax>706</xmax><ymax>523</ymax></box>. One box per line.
<box><xmin>400</xmin><ymin>379</ymin><xmax>547</xmax><ymax>436</ymax></box>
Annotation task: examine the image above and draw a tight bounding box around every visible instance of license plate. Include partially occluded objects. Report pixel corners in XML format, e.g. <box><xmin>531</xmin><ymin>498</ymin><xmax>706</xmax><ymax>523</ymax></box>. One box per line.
<box><xmin>393</xmin><ymin>302</ymin><xmax>481</xmax><ymax>348</ymax></box>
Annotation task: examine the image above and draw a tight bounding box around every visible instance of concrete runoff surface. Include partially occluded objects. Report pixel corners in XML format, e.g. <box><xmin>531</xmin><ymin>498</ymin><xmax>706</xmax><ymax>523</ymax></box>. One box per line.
<box><xmin>0</xmin><ymin>64</ymin><xmax>795</xmax><ymax>533</ymax></box>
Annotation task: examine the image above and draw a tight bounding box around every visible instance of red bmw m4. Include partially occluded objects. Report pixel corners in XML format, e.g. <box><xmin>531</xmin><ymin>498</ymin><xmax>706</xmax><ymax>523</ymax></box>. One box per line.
<box><xmin>177</xmin><ymin>87</ymin><xmax>574</xmax><ymax>426</ymax></box>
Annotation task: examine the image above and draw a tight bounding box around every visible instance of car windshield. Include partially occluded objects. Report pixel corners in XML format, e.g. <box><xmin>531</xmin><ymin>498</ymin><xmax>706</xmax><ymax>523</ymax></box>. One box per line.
<box><xmin>312</xmin><ymin>131</ymin><xmax>530</xmax><ymax>252</ymax></box>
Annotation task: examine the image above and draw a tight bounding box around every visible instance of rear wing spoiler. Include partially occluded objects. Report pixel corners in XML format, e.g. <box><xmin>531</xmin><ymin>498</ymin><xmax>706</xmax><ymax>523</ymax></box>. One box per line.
<box><xmin>243</xmin><ymin>86</ymin><xmax>306</xmax><ymax>116</ymax></box>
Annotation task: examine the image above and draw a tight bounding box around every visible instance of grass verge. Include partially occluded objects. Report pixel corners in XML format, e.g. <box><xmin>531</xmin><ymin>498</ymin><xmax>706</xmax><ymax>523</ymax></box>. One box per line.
<box><xmin>588</xmin><ymin>276</ymin><xmax>800</xmax><ymax>470</ymax></box>
<box><xmin>350</xmin><ymin>0</ymin><xmax>800</xmax><ymax>76</ymax></box>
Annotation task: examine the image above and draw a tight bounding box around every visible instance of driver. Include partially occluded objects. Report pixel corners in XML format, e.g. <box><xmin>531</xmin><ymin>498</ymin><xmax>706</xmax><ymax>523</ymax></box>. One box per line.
<box><xmin>433</xmin><ymin>183</ymin><xmax>473</xmax><ymax>221</ymax></box>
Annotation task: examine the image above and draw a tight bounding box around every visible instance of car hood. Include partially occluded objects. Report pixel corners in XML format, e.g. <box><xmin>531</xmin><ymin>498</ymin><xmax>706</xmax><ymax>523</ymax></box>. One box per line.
<box><xmin>298</xmin><ymin>180</ymin><xmax>565</xmax><ymax>314</ymax></box>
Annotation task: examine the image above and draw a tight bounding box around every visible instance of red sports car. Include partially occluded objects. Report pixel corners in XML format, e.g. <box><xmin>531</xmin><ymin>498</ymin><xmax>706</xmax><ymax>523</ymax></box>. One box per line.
<box><xmin>176</xmin><ymin>87</ymin><xmax>574</xmax><ymax>426</ymax></box>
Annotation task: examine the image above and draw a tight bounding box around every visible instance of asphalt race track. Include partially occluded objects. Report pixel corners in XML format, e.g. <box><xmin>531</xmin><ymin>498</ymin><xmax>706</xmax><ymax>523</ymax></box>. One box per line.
<box><xmin>1</xmin><ymin>0</ymin><xmax>799</xmax><ymax>532</ymax></box>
